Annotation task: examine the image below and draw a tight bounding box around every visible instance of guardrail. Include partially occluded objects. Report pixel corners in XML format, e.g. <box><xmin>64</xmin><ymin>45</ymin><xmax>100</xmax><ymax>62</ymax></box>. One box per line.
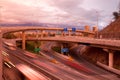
<box><xmin>97</xmin><ymin>32</ymin><xmax>120</xmax><ymax>40</ymax></box>
<box><xmin>97</xmin><ymin>61</ymin><xmax>120</xmax><ymax>76</ymax></box>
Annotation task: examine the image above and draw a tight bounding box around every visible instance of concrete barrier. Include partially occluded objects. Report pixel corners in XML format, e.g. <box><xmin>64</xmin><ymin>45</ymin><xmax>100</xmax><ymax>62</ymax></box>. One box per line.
<box><xmin>97</xmin><ymin>61</ymin><xmax>120</xmax><ymax>75</ymax></box>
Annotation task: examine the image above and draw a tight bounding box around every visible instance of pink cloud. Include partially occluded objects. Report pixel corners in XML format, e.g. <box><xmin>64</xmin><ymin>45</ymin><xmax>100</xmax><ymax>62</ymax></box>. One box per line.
<box><xmin>1</xmin><ymin>0</ymin><xmax>60</xmax><ymax>23</ymax></box>
<box><xmin>0</xmin><ymin>0</ymin><xmax>118</xmax><ymax>28</ymax></box>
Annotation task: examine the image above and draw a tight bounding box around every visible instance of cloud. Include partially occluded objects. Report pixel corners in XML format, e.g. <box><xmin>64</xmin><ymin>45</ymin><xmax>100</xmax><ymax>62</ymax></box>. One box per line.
<box><xmin>0</xmin><ymin>0</ymin><xmax>97</xmax><ymax>25</ymax></box>
<box><xmin>1</xmin><ymin>0</ymin><xmax>60</xmax><ymax>23</ymax></box>
<box><xmin>49</xmin><ymin>0</ymin><xmax>85</xmax><ymax>17</ymax></box>
<box><xmin>0</xmin><ymin>0</ymin><xmax>116</xmax><ymax>28</ymax></box>
<box><xmin>48</xmin><ymin>0</ymin><xmax>102</xmax><ymax>26</ymax></box>
<box><xmin>49</xmin><ymin>0</ymin><xmax>83</xmax><ymax>10</ymax></box>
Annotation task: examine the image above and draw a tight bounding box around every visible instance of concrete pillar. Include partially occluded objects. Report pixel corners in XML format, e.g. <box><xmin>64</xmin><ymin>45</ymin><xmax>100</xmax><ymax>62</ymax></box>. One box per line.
<box><xmin>61</xmin><ymin>43</ymin><xmax>64</xmax><ymax>54</ymax></box>
<box><xmin>92</xmin><ymin>26</ymin><xmax>98</xmax><ymax>32</ymax></box>
<box><xmin>100</xmin><ymin>35</ymin><xmax>102</xmax><ymax>39</ymax></box>
<box><xmin>40</xmin><ymin>41</ymin><xmax>43</xmax><ymax>46</ymax></box>
<box><xmin>68</xmin><ymin>30</ymin><xmax>71</xmax><ymax>36</ymax></box>
<box><xmin>22</xmin><ymin>31</ymin><xmax>26</xmax><ymax>50</ymax></box>
<box><xmin>109</xmin><ymin>52</ymin><xmax>114</xmax><ymax>67</ymax></box>
<box><xmin>41</xmin><ymin>30</ymin><xmax>44</xmax><ymax>38</ymax></box>
<box><xmin>93</xmin><ymin>26</ymin><xmax>98</xmax><ymax>38</ymax></box>
<box><xmin>103</xmin><ymin>49</ymin><xmax>114</xmax><ymax>68</ymax></box>
<box><xmin>61</xmin><ymin>31</ymin><xmax>64</xmax><ymax>36</ymax></box>
<box><xmin>54</xmin><ymin>32</ymin><xmax>56</xmax><ymax>37</ymax></box>
<box><xmin>84</xmin><ymin>26</ymin><xmax>90</xmax><ymax>37</ymax></box>
<box><xmin>84</xmin><ymin>25</ymin><xmax>90</xmax><ymax>32</ymax></box>
<box><xmin>36</xmin><ymin>30</ymin><xmax>39</xmax><ymax>39</ymax></box>
<box><xmin>56</xmin><ymin>30</ymin><xmax>59</xmax><ymax>37</ymax></box>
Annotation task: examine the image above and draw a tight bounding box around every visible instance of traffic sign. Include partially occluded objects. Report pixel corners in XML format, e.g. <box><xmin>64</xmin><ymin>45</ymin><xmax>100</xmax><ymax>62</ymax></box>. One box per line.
<box><xmin>61</xmin><ymin>48</ymin><xmax>69</xmax><ymax>53</ymax></box>
<box><xmin>64</xmin><ymin>28</ymin><xmax>68</xmax><ymax>32</ymax></box>
<box><xmin>34</xmin><ymin>48</ymin><xmax>40</xmax><ymax>53</ymax></box>
<box><xmin>72</xmin><ymin>28</ymin><xmax>76</xmax><ymax>32</ymax></box>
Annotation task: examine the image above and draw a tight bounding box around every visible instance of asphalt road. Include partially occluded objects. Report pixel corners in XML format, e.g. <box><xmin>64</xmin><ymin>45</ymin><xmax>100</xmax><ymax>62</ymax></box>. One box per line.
<box><xmin>41</xmin><ymin>42</ymin><xmax>120</xmax><ymax>80</ymax></box>
<box><xmin>3</xmin><ymin>44</ymin><xmax>96</xmax><ymax>80</ymax></box>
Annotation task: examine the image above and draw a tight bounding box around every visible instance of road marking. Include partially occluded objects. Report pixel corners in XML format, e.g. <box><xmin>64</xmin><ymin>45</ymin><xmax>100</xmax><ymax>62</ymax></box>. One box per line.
<box><xmin>4</xmin><ymin>62</ymin><xmax>11</xmax><ymax>68</ymax></box>
<box><xmin>2</xmin><ymin>51</ymin><xmax>9</xmax><ymax>56</ymax></box>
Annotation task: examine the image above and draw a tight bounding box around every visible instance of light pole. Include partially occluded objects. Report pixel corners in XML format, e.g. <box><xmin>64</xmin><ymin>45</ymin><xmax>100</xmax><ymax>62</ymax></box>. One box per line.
<box><xmin>0</xmin><ymin>6</ymin><xmax>3</xmax><ymax>80</ymax></box>
<box><xmin>96</xmin><ymin>11</ymin><xmax>99</xmax><ymax>38</ymax></box>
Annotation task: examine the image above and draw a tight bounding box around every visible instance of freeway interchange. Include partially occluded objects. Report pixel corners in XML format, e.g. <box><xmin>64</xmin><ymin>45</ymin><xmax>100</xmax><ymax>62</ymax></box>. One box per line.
<box><xmin>2</xmin><ymin>41</ymin><xmax>120</xmax><ymax>80</ymax></box>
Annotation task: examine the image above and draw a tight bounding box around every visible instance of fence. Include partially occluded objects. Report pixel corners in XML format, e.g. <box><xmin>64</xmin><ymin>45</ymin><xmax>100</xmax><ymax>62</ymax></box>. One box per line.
<box><xmin>96</xmin><ymin>32</ymin><xmax>120</xmax><ymax>40</ymax></box>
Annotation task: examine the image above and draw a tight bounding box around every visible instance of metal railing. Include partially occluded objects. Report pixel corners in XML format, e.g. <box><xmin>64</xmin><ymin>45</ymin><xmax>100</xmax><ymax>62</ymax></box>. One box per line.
<box><xmin>95</xmin><ymin>32</ymin><xmax>120</xmax><ymax>40</ymax></box>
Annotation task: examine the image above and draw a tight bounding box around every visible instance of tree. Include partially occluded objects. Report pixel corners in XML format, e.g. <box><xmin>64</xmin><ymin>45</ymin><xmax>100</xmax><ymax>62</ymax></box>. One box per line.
<box><xmin>113</xmin><ymin>12</ymin><xmax>119</xmax><ymax>20</ymax></box>
<box><xmin>3</xmin><ymin>33</ymin><xmax>17</xmax><ymax>39</ymax></box>
<box><xmin>113</xmin><ymin>2</ymin><xmax>120</xmax><ymax>20</ymax></box>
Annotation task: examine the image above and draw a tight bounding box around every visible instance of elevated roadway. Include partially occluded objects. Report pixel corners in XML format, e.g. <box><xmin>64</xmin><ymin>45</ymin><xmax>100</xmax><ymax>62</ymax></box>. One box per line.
<box><xmin>21</xmin><ymin>36</ymin><xmax>120</xmax><ymax>68</ymax></box>
<box><xmin>1</xmin><ymin>26</ymin><xmax>120</xmax><ymax>79</ymax></box>
<box><xmin>40</xmin><ymin>42</ymin><xmax>120</xmax><ymax>80</ymax></box>
<box><xmin>1</xmin><ymin>26</ymin><xmax>95</xmax><ymax>35</ymax></box>
<box><xmin>25</xmin><ymin>36</ymin><xmax>120</xmax><ymax>51</ymax></box>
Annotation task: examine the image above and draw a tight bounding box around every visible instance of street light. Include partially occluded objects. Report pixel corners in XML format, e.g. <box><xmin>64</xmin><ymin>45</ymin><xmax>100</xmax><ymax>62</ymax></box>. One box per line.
<box><xmin>96</xmin><ymin>11</ymin><xmax>99</xmax><ymax>38</ymax></box>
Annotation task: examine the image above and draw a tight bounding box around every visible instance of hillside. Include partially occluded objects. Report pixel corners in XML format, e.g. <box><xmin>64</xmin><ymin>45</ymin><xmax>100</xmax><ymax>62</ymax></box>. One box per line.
<box><xmin>99</xmin><ymin>17</ymin><xmax>120</xmax><ymax>39</ymax></box>
<box><xmin>81</xmin><ymin>17</ymin><xmax>120</xmax><ymax>69</ymax></box>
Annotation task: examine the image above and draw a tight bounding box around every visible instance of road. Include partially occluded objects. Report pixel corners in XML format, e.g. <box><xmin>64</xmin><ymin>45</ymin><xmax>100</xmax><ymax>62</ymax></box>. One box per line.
<box><xmin>41</xmin><ymin>42</ymin><xmax>120</xmax><ymax>80</ymax></box>
<box><xmin>3</xmin><ymin>43</ymin><xmax>96</xmax><ymax>80</ymax></box>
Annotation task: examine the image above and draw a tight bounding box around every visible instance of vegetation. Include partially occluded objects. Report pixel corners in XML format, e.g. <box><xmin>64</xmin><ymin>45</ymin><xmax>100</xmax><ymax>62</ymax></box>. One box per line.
<box><xmin>113</xmin><ymin>4</ymin><xmax>120</xmax><ymax>20</ymax></box>
<box><xmin>26</xmin><ymin>41</ymin><xmax>36</xmax><ymax>53</ymax></box>
<box><xmin>16</xmin><ymin>41</ymin><xmax>41</xmax><ymax>54</ymax></box>
<box><xmin>52</xmin><ymin>46</ymin><xmax>61</xmax><ymax>53</ymax></box>
<box><xmin>113</xmin><ymin>12</ymin><xmax>120</xmax><ymax>20</ymax></box>
<box><xmin>3</xmin><ymin>33</ymin><xmax>17</xmax><ymax>39</ymax></box>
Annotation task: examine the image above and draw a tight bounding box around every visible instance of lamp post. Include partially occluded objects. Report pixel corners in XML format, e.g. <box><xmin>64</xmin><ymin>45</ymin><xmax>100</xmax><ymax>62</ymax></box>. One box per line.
<box><xmin>96</xmin><ymin>11</ymin><xmax>99</xmax><ymax>38</ymax></box>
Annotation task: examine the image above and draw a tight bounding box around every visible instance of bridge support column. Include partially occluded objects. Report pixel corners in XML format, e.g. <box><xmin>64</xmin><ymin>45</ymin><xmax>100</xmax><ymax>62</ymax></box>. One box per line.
<box><xmin>103</xmin><ymin>49</ymin><xmax>114</xmax><ymax>68</ymax></box>
<box><xmin>61</xmin><ymin>44</ymin><xmax>64</xmax><ymax>54</ymax></box>
<box><xmin>54</xmin><ymin>32</ymin><xmax>56</xmax><ymax>37</ymax></box>
<box><xmin>84</xmin><ymin>25</ymin><xmax>90</xmax><ymax>32</ymax></box>
<box><xmin>108</xmin><ymin>51</ymin><xmax>114</xmax><ymax>67</ymax></box>
<box><xmin>92</xmin><ymin>26</ymin><xmax>98</xmax><ymax>38</ymax></box>
<box><xmin>36</xmin><ymin>30</ymin><xmax>39</xmax><ymax>39</ymax></box>
<box><xmin>61</xmin><ymin>31</ymin><xmax>64</xmax><ymax>36</ymax></box>
<box><xmin>22</xmin><ymin>31</ymin><xmax>26</xmax><ymax>50</ymax></box>
<box><xmin>92</xmin><ymin>26</ymin><xmax>98</xmax><ymax>32</ymax></box>
<box><xmin>41</xmin><ymin>30</ymin><xmax>44</xmax><ymax>38</ymax></box>
<box><xmin>84</xmin><ymin>26</ymin><xmax>90</xmax><ymax>37</ymax></box>
<box><xmin>68</xmin><ymin>30</ymin><xmax>71</xmax><ymax>36</ymax></box>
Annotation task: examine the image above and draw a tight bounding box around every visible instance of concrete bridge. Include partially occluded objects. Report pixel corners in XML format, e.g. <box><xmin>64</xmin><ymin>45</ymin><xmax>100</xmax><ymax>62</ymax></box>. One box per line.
<box><xmin>1</xmin><ymin>26</ymin><xmax>96</xmax><ymax>34</ymax></box>
<box><xmin>13</xmin><ymin>36</ymin><xmax>120</xmax><ymax>68</ymax></box>
<box><xmin>2</xmin><ymin>26</ymin><xmax>119</xmax><ymax>70</ymax></box>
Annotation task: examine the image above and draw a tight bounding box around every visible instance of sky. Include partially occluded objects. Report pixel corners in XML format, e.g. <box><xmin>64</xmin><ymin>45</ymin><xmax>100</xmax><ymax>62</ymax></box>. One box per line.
<box><xmin>0</xmin><ymin>0</ymin><xmax>120</xmax><ymax>28</ymax></box>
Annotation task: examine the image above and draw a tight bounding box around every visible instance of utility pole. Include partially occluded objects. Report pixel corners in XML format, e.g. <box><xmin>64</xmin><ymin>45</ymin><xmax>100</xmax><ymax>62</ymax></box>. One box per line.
<box><xmin>0</xmin><ymin>6</ymin><xmax>3</xmax><ymax>80</ymax></box>
<box><xmin>96</xmin><ymin>11</ymin><xmax>99</xmax><ymax>38</ymax></box>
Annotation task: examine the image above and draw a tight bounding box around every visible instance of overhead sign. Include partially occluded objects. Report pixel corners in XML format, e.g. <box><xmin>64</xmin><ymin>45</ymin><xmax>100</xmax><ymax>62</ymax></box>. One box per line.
<box><xmin>64</xmin><ymin>28</ymin><xmax>68</xmax><ymax>32</ymax></box>
<box><xmin>72</xmin><ymin>28</ymin><xmax>76</xmax><ymax>32</ymax></box>
<box><xmin>34</xmin><ymin>48</ymin><xmax>40</xmax><ymax>53</ymax></box>
<box><xmin>61</xmin><ymin>48</ymin><xmax>69</xmax><ymax>53</ymax></box>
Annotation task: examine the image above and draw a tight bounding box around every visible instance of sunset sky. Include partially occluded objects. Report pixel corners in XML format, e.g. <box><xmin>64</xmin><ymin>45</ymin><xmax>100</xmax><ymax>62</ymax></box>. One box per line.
<box><xmin>0</xmin><ymin>0</ymin><xmax>119</xmax><ymax>28</ymax></box>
